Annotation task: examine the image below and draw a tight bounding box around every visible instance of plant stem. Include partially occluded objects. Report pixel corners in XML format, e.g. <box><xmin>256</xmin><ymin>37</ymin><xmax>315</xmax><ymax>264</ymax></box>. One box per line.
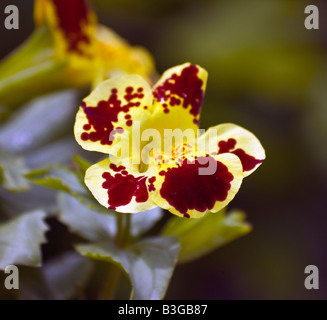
<box><xmin>100</xmin><ymin>263</ymin><xmax>121</xmax><ymax>300</ymax></box>
<box><xmin>123</xmin><ymin>214</ymin><xmax>131</xmax><ymax>245</ymax></box>
<box><xmin>101</xmin><ymin>213</ymin><xmax>132</xmax><ymax>300</ymax></box>
<box><xmin>116</xmin><ymin>213</ymin><xmax>124</xmax><ymax>246</ymax></box>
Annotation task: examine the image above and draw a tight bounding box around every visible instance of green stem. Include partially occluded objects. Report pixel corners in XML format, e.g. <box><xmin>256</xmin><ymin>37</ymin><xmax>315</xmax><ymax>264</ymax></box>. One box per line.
<box><xmin>101</xmin><ymin>213</ymin><xmax>132</xmax><ymax>300</ymax></box>
<box><xmin>116</xmin><ymin>213</ymin><xmax>124</xmax><ymax>246</ymax></box>
<box><xmin>100</xmin><ymin>263</ymin><xmax>121</xmax><ymax>300</ymax></box>
<box><xmin>123</xmin><ymin>214</ymin><xmax>131</xmax><ymax>246</ymax></box>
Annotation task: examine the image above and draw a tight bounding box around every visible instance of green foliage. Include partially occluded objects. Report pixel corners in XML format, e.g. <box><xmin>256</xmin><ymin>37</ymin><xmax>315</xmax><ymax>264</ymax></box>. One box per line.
<box><xmin>0</xmin><ymin>90</ymin><xmax>78</xmax><ymax>154</ymax></box>
<box><xmin>58</xmin><ymin>192</ymin><xmax>116</xmax><ymax>242</ymax></box>
<box><xmin>0</xmin><ymin>210</ymin><xmax>48</xmax><ymax>269</ymax></box>
<box><xmin>25</xmin><ymin>166</ymin><xmax>86</xmax><ymax>195</ymax></box>
<box><xmin>162</xmin><ymin>209</ymin><xmax>252</xmax><ymax>264</ymax></box>
<box><xmin>58</xmin><ymin>192</ymin><xmax>177</xmax><ymax>299</ymax></box>
<box><xmin>25</xmin><ymin>164</ymin><xmax>109</xmax><ymax>215</ymax></box>
<box><xmin>76</xmin><ymin>236</ymin><xmax>180</xmax><ymax>300</ymax></box>
<box><xmin>0</xmin><ymin>28</ymin><xmax>69</xmax><ymax>110</ymax></box>
<box><xmin>0</xmin><ymin>149</ymin><xmax>29</xmax><ymax>192</ymax></box>
<box><xmin>19</xmin><ymin>252</ymin><xmax>94</xmax><ymax>300</ymax></box>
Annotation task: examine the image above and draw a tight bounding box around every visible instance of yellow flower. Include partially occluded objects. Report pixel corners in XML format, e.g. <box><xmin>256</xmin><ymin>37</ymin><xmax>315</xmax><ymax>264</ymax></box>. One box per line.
<box><xmin>0</xmin><ymin>0</ymin><xmax>155</xmax><ymax>108</ymax></box>
<box><xmin>74</xmin><ymin>63</ymin><xmax>265</xmax><ymax>218</ymax></box>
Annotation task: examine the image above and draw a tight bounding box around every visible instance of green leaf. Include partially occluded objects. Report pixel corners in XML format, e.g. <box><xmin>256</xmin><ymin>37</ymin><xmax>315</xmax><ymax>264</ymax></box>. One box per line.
<box><xmin>0</xmin><ymin>90</ymin><xmax>78</xmax><ymax>155</ymax></box>
<box><xmin>57</xmin><ymin>192</ymin><xmax>116</xmax><ymax>242</ymax></box>
<box><xmin>25</xmin><ymin>137</ymin><xmax>82</xmax><ymax>169</ymax></box>
<box><xmin>0</xmin><ymin>210</ymin><xmax>48</xmax><ymax>269</ymax></box>
<box><xmin>19</xmin><ymin>252</ymin><xmax>94</xmax><ymax>300</ymax></box>
<box><xmin>58</xmin><ymin>193</ymin><xmax>164</xmax><ymax>241</ymax></box>
<box><xmin>0</xmin><ymin>148</ymin><xmax>29</xmax><ymax>192</ymax></box>
<box><xmin>0</xmin><ymin>27</ymin><xmax>73</xmax><ymax>110</ymax></box>
<box><xmin>162</xmin><ymin>209</ymin><xmax>252</xmax><ymax>264</ymax></box>
<box><xmin>73</xmin><ymin>155</ymin><xmax>92</xmax><ymax>177</ymax></box>
<box><xmin>25</xmin><ymin>165</ymin><xmax>110</xmax><ymax>215</ymax></box>
<box><xmin>76</xmin><ymin>236</ymin><xmax>180</xmax><ymax>300</ymax></box>
<box><xmin>25</xmin><ymin>166</ymin><xmax>86</xmax><ymax>195</ymax></box>
<box><xmin>130</xmin><ymin>207</ymin><xmax>163</xmax><ymax>237</ymax></box>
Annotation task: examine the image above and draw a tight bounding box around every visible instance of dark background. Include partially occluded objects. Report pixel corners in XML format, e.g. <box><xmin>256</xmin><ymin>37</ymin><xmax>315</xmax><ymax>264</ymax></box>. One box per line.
<box><xmin>1</xmin><ymin>0</ymin><xmax>326</xmax><ymax>299</ymax></box>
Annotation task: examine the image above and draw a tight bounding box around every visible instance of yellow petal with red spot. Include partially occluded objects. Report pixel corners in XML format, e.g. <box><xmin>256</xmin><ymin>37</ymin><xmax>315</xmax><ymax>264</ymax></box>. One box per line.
<box><xmin>34</xmin><ymin>0</ymin><xmax>96</xmax><ymax>58</ymax></box>
<box><xmin>151</xmin><ymin>63</ymin><xmax>208</xmax><ymax>131</ymax></box>
<box><xmin>74</xmin><ymin>74</ymin><xmax>153</xmax><ymax>155</ymax></box>
<box><xmin>150</xmin><ymin>150</ymin><xmax>243</xmax><ymax>219</ymax></box>
<box><xmin>197</xmin><ymin>123</ymin><xmax>265</xmax><ymax>177</ymax></box>
<box><xmin>85</xmin><ymin>157</ymin><xmax>157</xmax><ymax>213</ymax></box>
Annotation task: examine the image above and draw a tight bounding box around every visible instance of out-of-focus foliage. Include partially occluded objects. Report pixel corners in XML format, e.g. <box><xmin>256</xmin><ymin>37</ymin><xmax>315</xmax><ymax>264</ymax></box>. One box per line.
<box><xmin>19</xmin><ymin>252</ymin><xmax>94</xmax><ymax>300</ymax></box>
<box><xmin>0</xmin><ymin>149</ymin><xmax>29</xmax><ymax>192</ymax></box>
<box><xmin>58</xmin><ymin>192</ymin><xmax>179</xmax><ymax>299</ymax></box>
<box><xmin>0</xmin><ymin>210</ymin><xmax>48</xmax><ymax>269</ymax></box>
<box><xmin>163</xmin><ymin>209</ymin><xmax>251</xmax><ymax>264</ymax></box>
<box><xmin>76</xmin><ymin>236</ymin><xmax>180</xmax><ymax>300</ymax></box>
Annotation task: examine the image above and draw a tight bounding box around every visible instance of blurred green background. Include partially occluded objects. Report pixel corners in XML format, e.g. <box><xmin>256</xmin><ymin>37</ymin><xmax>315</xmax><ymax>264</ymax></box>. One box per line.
<box><xmin>0</xmin><ymin>0</ymin><xmax>326</xmax><ymax>299</ymax></box>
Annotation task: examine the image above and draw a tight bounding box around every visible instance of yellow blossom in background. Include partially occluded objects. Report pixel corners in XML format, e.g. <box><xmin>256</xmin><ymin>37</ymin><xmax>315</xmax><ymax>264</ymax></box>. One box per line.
<box><xmin>0</xmin><ymin>0</ymin><xmax>155</xmax><ymax>110</ymax></box>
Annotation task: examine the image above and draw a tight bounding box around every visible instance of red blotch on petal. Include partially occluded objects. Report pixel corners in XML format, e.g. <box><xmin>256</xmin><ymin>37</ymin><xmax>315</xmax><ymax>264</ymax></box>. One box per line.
<box><xmin>148</xmin><ymin>176</ymin><xmax>156</xmax><ymax>192</ymax></box>
<box><xmin>159</xmin><ymin>156</ymin><xmax>233</xmax><ymax>217</ymax></box>
<box><xmin>109</xmin><ymin>163</ymin><xmax>125</xmax><ymax>172</ymax></box>
<box><xmin>102</xmin><ymin>172</ymin><xmax>149</xmax><ymax>210</ymax></box>
<box><xmin>80</xmin><ymin>86</ymin><xmax>143</xmax><ymax>145</ymax></box>
<box><xmin>52</xmin><ymin>0</ymin><xmax>91</xmax><ymax>54</ymax></box>
<box><xmin>217</xmin><ymin>138</ymin><xmax>262</xmax><ymax>172</ymax></box>
<box><xmin>153</xmin><ymin>64</ymin><xmax>204</xmax><ymax>119</ymax></box>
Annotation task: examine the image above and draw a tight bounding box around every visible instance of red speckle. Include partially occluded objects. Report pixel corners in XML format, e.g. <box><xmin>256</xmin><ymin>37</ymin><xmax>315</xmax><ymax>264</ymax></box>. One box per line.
<box><xmin>143</xmin><ymin>106</ymin><xmax>148</xmax><ymax>110</ymax></box>
<box><xmin>109</xmin><ymin>163</ymin><xmax>125</xmax><ymax>172</ymax></box>
<box><xmin>124</xmin><ymin>86</ymin><xmax>145</xmax><ymax>102</ymax></box>
<box><xmin>80</xmin><ymin>86</ymin><xmax>143</xmax><ymax>145</ymax></box>
<box><xmin>121</xmin><ymin>170</ymin><xmax>128</xmax><ymax>175</ymax></box>
<box><xmin>170</xmin><ymin>97</ymin><xmax>181</xmax><ymax>106</ymax></box>
<box><xmin>124</xmin><ymin>114</ymin><xmax>131</xmax><ymax>119</ymax></box>
<box><xmin>81</xmin><ymin>132</ymin><xmax>88</xmax><ymax>140</ymax></box>
<box><xmin>137</xmin><ymin>87</ymin><xmax>144</xmax><ymax>93</ymax></box>
<box><xmin>218</xmin><ymin>139</ymin><xmax>237</xmax><ymax>153</ymax></box>
<box><xmin>218</xmin><ymin>138</ymin><xmax>263</xmax><ymax>172</ymax></box>
<box><xmin>232</xmin><ymin>149</ymin><xmax>263</xmax><ymax>172</ymax></box>
<box><xmin>159</xmin><ymin>156</ymin><xmax>233</xmax><ymax>217</ymax></box>
<box><xmin>148</xmin><ymin>176</ymin><xmax>156</xmax><ymax>192</ymax></box>
<box><xmin>102</xmin><ymin>172</ymin><xmax>149</xmax><ymax>210</ymax></box>
<box><xmin>153</xmin><ymin>64</ymin><xmax>204</xmax><ymax>121</ymax></box>
<box><xmin>52</xmin><ymin>0</ymin><xmax>91</xmax><ymax>54</ymax></box>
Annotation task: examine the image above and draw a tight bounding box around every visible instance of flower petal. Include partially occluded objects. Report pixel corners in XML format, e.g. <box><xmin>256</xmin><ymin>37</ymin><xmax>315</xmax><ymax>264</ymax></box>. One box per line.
<box><xmin>85</xmin><ymin>157</ymin><xmax>157</xmax><ymax>213</ymax></box>
<box><xmin>151</xmin><ymin>151</ymin><xmax>243</xmax><ymax>218</ymax></box>
<box><xmin>151</xmin><ymin>63</ymin><xmax>208</xmax><ymax>131</ymax></box>
<box><xmin>197</xmin><ymin>123</ymin><xmax>265</xmax><ymax>177</ymax></box>
<box><xmin>34</xmin><ymin>0</ymin><xmax>96</xmax><ymax>57</ymax></box>
<box><xmin>94</xmin><ymin>26</ymin><xmax>156</xmax><ymax>85</ymax></box>
<box><xmin>74</xmin><ymin>74</ymin><xmax>153</xmax><ymax>154</ymax></box>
